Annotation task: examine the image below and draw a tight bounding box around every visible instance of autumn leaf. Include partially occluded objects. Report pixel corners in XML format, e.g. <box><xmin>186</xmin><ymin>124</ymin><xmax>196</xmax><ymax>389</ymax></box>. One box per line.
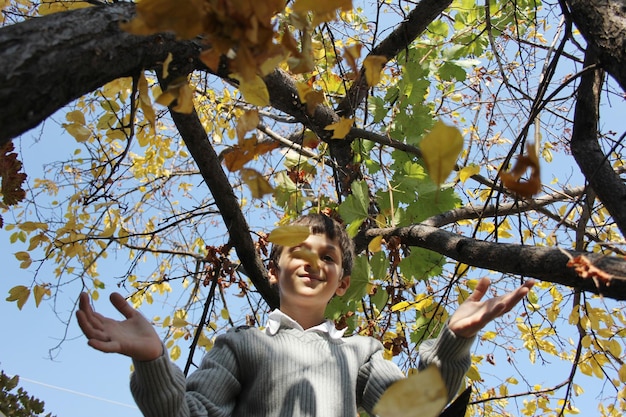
<box><xmin>458</xmin><ymin>164</ymin><xmax>480</xmax><ymax>183</ymax></box>
<box><xmin>6</xmin><ymin>285</ymin><xmax>30</xmax><ymax>310</ymax></box>
<box><xmin>420</xmin><ymin>121</ymin><xmax>464</xmax><ymax>187</ymax></box>
<box><xmin>236</xmin><ymin>109</ymin><xmax>260</xmax><ymax>143</ymax></box>
<box><xmin>33</xmin><ymin>284</ymin><xmax>50</xmax><ymax>307</ymax></box>
<box><xmin>138</xmin><ymin>72</ymin><xmax>156</xmax><ymax>128</ymax></box>
<box><xmin>368</xmin><ymin>235</ymin><xmax>383</xmax><ymax>252</ymax></box>
<box><xmin>223</xmin><ymin>138</ymin><xmax>279</xmax><ymax>172</ymax></box>
<box><xmin>156</xmin><ymin>77</ymin><xmax>194</xmax><ymax>114</ymax></box>
<box><xmin>0</xmin><ymin>141</ymin><xmax>27</xmax><ymax>206</ymax></box>
<box><xmin>232</xmin><ymin>74</ymin><xmax>270</xmax><ymax>107</ymax></box>
<box><xmin>364</xmin><ymin>55</ymin><xmax>387</xmax><ymax>86</ymax></box>
<box><xmin>324</xmin><ymin>117</ymin><xmax>354</xmax><ymax>139</ymax></box>
<box><xmin>240</xmin><ymin>168</ymin><xmax>273</xmax><ymax>198</ymax></box>
<box><xmin>267</xmin><ymin>225</ymin><xmax>311</xmax><ymax>246</ymax></box>
<box><xmin>373</xmin><ymin>365</ymin><xmax>447</xmax><ymax>417</ymax></box>
<box><xmin>566</xmin><ymin>254</ymin><xmax>613</xmax><ymax>287</ymax></box>
<box><xmin>499</xmin><ymin>141</ymin><xmax>541</xmax><ymax>198</ymax></box>
<box><xmin>120</xmin><ymin>0</ymin><xmax>206</xmax><ymax>40</ymax></box>
<box><xmin>343</xmin><ymin>43</ymin><xmax>362</xmax><ymax>76</ymax></box>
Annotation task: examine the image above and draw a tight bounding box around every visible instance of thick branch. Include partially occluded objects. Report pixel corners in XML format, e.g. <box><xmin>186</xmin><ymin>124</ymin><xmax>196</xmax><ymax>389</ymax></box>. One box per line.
<box><xmin>0</xmin><ymin>2</ymin><xmax>200</xmax><ymax>144</ymax></box>
<box><xmin>566</xmin><ymin>0</ymin><xmax>626</xmax><ymax>92</ymax></box>
<box><xmin>367</xmin><ymin>224</ymin><xmax>626</xmax><ymax>300</ymax></box>
<box><xmin>570</xmin><ymin>50</ymin><xmax>626</xmax><ymax>236</ymax></box>
<box><xmin>168</xmin><ymin>108</ymin><xmax>280</xmax><ymax>309</ymax></box>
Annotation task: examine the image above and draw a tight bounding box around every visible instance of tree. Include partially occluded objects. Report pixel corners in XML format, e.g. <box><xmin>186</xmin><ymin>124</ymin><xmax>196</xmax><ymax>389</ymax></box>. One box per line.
<box><xmin>1</xmin><ymin>0</ymin><xmax>626</xmax><ymax>415</ymax></box>
<box><xmin>0</xmin><ymin>371</ymin><xmax>54</xmax><ymax>417</ymax></box>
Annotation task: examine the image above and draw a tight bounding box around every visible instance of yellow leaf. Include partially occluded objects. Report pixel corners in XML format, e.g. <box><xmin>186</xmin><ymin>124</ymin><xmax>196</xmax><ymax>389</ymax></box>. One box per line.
<box><xmin>373</xmin><ymin>365</ymin><xmax>447</xmax><ymax>417</ymax></box>
<box><xmin>138</xmin><ymin>73</ymin><xmax>156</xmax><ymax>127</ymax></box>
<box><xmin>459</xmin><ymin>165</ymin><xmax>480</xmax><ymax>183</ymax></box>
<box><xmin>324</xmin><ymin>117</ymin><xmax>354</xmax><ymax>139</ymax></box>
<box><xmin>292</xmin><ymin>0</ymin><xmax>352</xmax><ymax>16</ymax></box>
<box><xmin>33</xmin><ymin>284</ymin><xmax>50</xmax><ymax>307</ymax></box>
<box><xmin>170</xmin><ymin>344</ymin><xmax>181</xmax><ymax>361</ymax></box>
<box><xmin>6</xmin><ymin>285</ymin><xmax>30</xmax><ymax>310</ymax></box>
<box><xmin>240</xmin><ymin>168</ymin><xmax>273</xmax><ymax>198</ymax></box>
<box><xmin>64</xmin><ymin>123</ymin><xmax>91</xmax><ymax>142</ymax></box>
<box><xmin>420</xmin><ymin>121</ymin><xmax>464</xmax><ymax>187</ymax></box>
<box><xmin>236</xmin><ymin>109</ymin><xmax>260</xmax><ymax>142</ymax></box>
<box><xmin>368</xmin><ymin>235</ymin><xmax>383</xmax><ymax>252</ymax></box>
<box><xmin>267</xmin><ymin>225</ymin><xmax>310</xmax><ymax>246</ymax></box>
<box><xmin>364</xmin><ymin>55</ymin><xmax>387</xmax><ymax>87</ymax></box>
<box><xmin>120</xmin><ymin>0</ymin><xmax>206</xmax><ymax>39</ymax></box>
<box><xmin>233</xmin><ymin>74</ymin><xmax>270</xmax><ymax>107</ymax></box>
<box><xmin>172</xmin><ymin>81</ymin><xmax>194</xmax><ymax>113</ymax></box>
<box><xmin>163</xmin><ymin>52</ymin><xmax>173</xmax><ymax>79</ymax></box>
<box><xmin>172</xmin><ymin>317</ymin><xmax>189</xmax><ymax>327</ymax></box>
<box><xmin>391</xmin><ymin>300</ymin><xmax>412</xmax><ymax>312</ymax></box>
<box><xmin>66</xmin><ymin>110</ymin><xmax>86</xmax><ymax>125</ymax></box>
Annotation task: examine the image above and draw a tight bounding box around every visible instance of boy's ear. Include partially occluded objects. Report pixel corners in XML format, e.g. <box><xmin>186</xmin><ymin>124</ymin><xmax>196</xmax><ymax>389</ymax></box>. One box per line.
<box><xmin>268</xmin><ymin>260</ymin><xmax>279</xmax><ymax>286</ymax></box>
<box><xmin>335</xmin><ymin>275</ymin><xmax>350</xmax><ymax>296</ymax></box>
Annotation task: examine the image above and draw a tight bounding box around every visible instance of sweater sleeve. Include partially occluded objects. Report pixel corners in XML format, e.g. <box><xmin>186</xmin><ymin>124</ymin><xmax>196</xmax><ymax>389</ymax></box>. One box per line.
<box><xmin>417</xmin><ymin>323</ymin><xmax>475</xmax><ymax>401</ymax></box>
<box><xmin>130</xmin><ymin>334</ymin><xmax>241</xmax><ymax>417</ymax></box>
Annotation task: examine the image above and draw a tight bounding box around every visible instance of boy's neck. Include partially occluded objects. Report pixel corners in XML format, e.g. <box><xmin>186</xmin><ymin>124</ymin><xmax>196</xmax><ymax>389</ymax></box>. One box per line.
<box><xmin>280</xmin><ymin>304</ymin><xmax>326</xmax><ymax>330</ymax></box>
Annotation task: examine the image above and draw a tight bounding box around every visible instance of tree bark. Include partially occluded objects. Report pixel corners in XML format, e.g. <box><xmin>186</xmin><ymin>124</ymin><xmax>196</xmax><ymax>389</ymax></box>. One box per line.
<box><xmin>566</xmin><ymin>0</ymin><xmax>626</xmax><ymax>92</ymax></box>
<box><xmin>570</xmin><ymin>49</ymin><xmax>626</xmax><ymax>237</ymax></box>
<box><xmin>0</xmin><ymin>2</ymin><xmax>200</xmax><ymax>144</ymax></box>
<box><xmin>367</xmin><ymin>224</ymin><xmax>626</xmax><ymax>300</ymax></box>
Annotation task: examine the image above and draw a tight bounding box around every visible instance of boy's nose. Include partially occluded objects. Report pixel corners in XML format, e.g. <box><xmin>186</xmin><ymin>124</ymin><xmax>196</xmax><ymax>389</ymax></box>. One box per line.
<box><xmin>291</xmin><ymin>249</ymin><xmax>321</xmax><ymax>273</ymax></box>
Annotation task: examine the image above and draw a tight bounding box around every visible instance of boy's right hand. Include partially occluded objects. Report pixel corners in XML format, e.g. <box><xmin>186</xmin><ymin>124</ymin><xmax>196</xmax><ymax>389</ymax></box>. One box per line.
<box><xmin>76</xmin><ymin>292</ymin><xmax>163</xmax><ymax>362</ymax></box>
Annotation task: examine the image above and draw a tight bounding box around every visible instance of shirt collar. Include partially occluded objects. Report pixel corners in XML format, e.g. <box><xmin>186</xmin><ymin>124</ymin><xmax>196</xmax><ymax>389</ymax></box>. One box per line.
<box><xmin>265</xmin><ymin>309</ymin><xmax>346</xmax><ymax>339</ymax></box>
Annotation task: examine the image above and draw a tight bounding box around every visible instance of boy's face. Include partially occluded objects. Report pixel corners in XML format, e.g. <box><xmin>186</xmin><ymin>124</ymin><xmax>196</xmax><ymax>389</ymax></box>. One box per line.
<box><xmin>268</xmin><ymin>233</ymin><xmax>351</xmax><ymax>308</ymax></box>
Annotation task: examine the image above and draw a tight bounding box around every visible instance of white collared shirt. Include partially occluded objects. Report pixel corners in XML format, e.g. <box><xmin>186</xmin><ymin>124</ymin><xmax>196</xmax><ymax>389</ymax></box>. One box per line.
<box><xmin>264</xmin><ymin>309</ymin><xmax>346</xmax><ymax>339</ymax></box>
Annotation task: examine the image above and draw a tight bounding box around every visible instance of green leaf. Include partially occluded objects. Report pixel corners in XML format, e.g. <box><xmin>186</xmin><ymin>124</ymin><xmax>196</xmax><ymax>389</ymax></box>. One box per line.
<box><xmin>398</xmin><ymin>248</ymin><xmax>444</xmax><ymax>283</ymax></box>
<box><xmin>439</xmin><ymin>61</ymin><xmax>466</xmax><ymax>82</ymax></box>
<box><xmin>338</xmin><ymin>180</ymin><xmax>369</xmax><ymax>237</ymax></box>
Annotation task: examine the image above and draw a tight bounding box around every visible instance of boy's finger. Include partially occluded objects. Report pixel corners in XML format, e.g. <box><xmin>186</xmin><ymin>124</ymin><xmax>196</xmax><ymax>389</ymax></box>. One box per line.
<box><xmin>109</xmin><ymin>292</ymin><xmax>136</xmax><ymax>319</ymax></box>
<box><xmin>467</xmin><ymin>277</ymin><xmax>491</xmax><ymax>302</ymax></box>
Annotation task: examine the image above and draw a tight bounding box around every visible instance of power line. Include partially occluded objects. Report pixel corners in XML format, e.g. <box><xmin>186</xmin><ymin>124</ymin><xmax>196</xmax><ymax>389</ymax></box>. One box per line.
<box><xmin>11</xmin><ymin>375</ymin><xmax>138</xmax><ymax>410</ymax></box>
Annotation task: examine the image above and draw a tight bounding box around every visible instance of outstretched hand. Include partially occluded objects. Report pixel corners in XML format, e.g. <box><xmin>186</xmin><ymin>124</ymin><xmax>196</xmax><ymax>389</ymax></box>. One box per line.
<box><xmin>448</xmin><ymin>278</ymin><xmax>535</xmax><ymax>339</ymax></box>
<box><xmin>76</xmin><ymin>292</ymin><xmax>163</xmax><ymax>362</ymax></box>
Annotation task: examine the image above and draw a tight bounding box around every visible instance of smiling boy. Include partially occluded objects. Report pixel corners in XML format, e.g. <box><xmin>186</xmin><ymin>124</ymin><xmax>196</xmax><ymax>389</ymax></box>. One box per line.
<box><xmin>77</xmin><ymin>213</ymin><xmax>533</xmax><ymax>417</ymax></box>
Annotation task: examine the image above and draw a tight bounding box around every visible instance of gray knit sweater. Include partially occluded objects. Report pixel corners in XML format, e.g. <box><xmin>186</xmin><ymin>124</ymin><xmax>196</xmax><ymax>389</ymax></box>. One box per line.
<box><xmin>130</xmin><ymin>321</ymin><xmax>474</xmax><ymax>417</ymax></box>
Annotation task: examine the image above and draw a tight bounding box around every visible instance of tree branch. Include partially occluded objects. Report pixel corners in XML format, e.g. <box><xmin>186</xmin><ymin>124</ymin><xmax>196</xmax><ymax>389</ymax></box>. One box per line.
<box><xmin>366</xmin><ymin>224</ymin><xmax>626</xmax><ymax>300</ymax></box>
<box><xmin>570</xmin><ymin>49</ymin><xmax>626</xmax><ymax>237</ymax></box>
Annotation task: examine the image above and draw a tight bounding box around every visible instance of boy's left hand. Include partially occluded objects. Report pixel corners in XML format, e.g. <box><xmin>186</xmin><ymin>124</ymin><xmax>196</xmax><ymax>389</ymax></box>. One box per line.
<box><xmin>448</xmin><ymin>277</ymin><xmax>535</xmax><ymax>339</ymax></box>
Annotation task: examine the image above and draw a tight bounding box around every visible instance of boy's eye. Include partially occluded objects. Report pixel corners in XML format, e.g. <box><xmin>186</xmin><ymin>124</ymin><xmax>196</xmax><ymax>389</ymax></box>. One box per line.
<box><xmin>322</xmin><ymin>254</ymin><xmax>336</xmax><ymax>263</ymax></box>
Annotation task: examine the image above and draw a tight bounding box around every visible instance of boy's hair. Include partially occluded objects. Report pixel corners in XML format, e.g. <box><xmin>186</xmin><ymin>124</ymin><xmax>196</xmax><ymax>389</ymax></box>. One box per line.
<box><xmin>269</xmin><ymin>213</ymin><xmax>355</xmax><ymax>277</ymax></box>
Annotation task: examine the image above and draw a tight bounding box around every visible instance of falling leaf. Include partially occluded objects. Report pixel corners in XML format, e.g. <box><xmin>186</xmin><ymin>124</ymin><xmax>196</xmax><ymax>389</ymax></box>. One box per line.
<box><xmin>364</xmin><ymin>55</ymin><xmax>387</xmax><ymax>86</ymax></box>
<box><xmin>222</xmin><ymin>138</ymin><xmax>279</xmax><ymax>172</ymax></box>
<box><xmin>236</xmin><ymin>109</ymin><xmax>260</xmax><ymax>142</ymax></box>
<box><xmin>267</xmin><ymin>225</ymin><xmax>311</xmax><ymax>246</ymax></box>
<box><xmin>499</xmin><ymin>141</ymin><xmax>541</xmax><ymax>198</ymax></box>
<box><xmin>240</xmin><ymin>168</ymin><xmax>273</xmax><ymax>198</ymax></box>
<box><xmin>291</xmin><ymin>249</ymin><xmax>320</xmax><ymax>272</ymax></box>
<box><xmin>6</xmin><ymin>285</ymin><xmax>30</xmax><ymax>310</ymax></box>
<box><xmin>232</xmin><ymin>74</ymin><xmax>270</xmax><ymax>107</ymax></box>
<box><xmin>420</xmin><ymin>121</ymin><xmax>464</xmax><ymax>187</ymax></box>
<box><xmin>373</xmin><ymin>365</ymin><xmax>447</xmax><ymax>417</ymax></box>
<box><xmin>120</xmin><ymin>0</ymin><xmax>206</xmax><ymax>40</ymax></box>
<box><xmin>324</xmin><ymin>117</ymin><xmax>354</xmax><ymax>139</ymax></box>
<box><xmin>343</xmin><ymin>43</ymin><xmax>362</xmax><ymax>75</ymax></box>
<box><xmin>566</xmin><ymin>254</ymin><xmax>613</xmax><ymax>287</ymax></box>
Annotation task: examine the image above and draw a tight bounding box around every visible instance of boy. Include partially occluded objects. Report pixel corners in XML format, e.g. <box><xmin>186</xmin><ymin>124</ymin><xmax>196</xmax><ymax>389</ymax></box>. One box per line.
<box><xmin>77</xmin><ymin>213</ymin><xmax>534</xmax><ymax>417</ymax></box>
